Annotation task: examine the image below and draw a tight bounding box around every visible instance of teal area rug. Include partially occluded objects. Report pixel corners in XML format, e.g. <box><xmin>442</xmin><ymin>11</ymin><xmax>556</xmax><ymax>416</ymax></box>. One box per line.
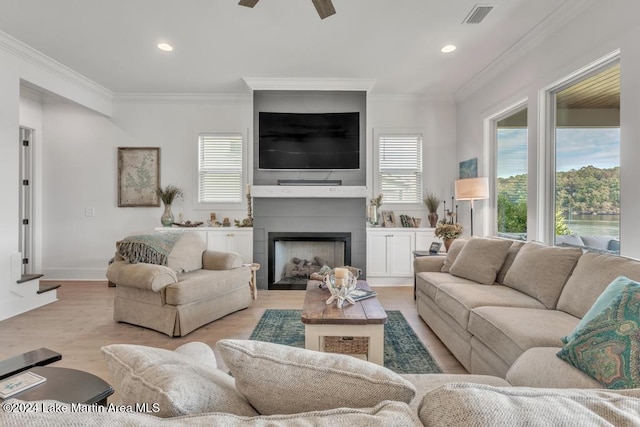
<box><xmin>249</xmin><ymin>309</ymin><xmax>441</xmax><ymax>374</ymax></box>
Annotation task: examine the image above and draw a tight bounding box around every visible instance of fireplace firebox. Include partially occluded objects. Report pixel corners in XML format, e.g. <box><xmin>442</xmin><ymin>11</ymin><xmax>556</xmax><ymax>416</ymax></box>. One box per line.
<box><xmin>268</xmin><ymin>232</ymin><xmax>351</xmax><ymax>290</ymax></box>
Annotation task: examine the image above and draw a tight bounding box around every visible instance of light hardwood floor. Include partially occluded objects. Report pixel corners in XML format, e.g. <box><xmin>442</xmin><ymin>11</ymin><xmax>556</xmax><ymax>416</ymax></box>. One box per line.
<box><xmin>0</xmin><ymin>282</ymin><xmax>466</xmax><ymax>393</ymax></box>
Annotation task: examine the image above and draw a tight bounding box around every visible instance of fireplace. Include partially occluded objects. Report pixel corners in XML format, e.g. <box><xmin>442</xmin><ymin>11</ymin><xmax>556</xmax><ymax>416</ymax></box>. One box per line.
<box><xmin>268</xmin><ymin>232</ymin><xmax>351</xmax><ymax>290</ymax></box>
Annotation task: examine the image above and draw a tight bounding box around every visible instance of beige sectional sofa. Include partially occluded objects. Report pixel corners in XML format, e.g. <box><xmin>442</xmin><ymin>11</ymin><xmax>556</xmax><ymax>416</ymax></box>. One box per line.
<box><xmin>2</xmin><ymin>340</ymin><xmax>639</xmax><ymax>426</ymax></box>
<box><xmin>106</xmin><ymin>231</ymin><xmax>252</xmax><ymax>337</ymax></box>
<box><xmin>414</xmin><ymin>237</ymin><xmax>640</xmax><ymax>387</ymax></box>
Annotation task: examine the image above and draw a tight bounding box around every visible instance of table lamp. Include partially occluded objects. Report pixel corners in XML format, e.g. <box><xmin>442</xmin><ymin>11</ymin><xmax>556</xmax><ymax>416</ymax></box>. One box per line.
<box><xmin>455</xmin><ymin>177</ymin><xmax>489</xmax><ymax>236</ymax></box>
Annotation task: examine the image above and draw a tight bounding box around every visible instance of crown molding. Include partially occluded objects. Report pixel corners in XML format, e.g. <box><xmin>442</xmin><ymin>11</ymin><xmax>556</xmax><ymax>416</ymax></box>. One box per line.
<box><xmin>243</xmin><ymin>77</ymin><xmax>376</xmax><ymax>92</ymax></box>
<box><xmin>113</xmin><ymin>93</ymin><xmax>252</xmax><ymax>105</ymax></box>
<box><xmin>0</xmin><ymin>30</ymin><xmax>113</xmax><ymax>100</ymax></box>
<box><xmin>453</xmin><ymin>0</ymin><xmax>599</xmax><ymax>102</ymax></box>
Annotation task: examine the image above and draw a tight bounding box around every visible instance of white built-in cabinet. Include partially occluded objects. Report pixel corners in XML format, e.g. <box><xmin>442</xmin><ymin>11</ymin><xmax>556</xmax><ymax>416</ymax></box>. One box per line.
<box><xmin>366</xmin><ymin>228</ymin><xmax>437</xmax><ymax>286</ymax></box>
<box><xmin>155</xmin><ymin>227</ymin><xmax>253</xmax><ymax>264</ymax></box>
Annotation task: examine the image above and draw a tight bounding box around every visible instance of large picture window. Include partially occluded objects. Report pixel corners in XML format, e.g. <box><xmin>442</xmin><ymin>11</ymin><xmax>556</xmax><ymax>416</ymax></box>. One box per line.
<box><xmin>552</xmin><ymin>63</ymin><xmax>620</xmax><ymax>251</ymax></box>
<box><xmin>198</xmin><ymin>134</ymin><xmax>243</xmax><ymax>203</ymax></box>
<box><xmin>496</xmin><ymin>108</ymin><xmax>528</xmax><ymax>240</ymax></box>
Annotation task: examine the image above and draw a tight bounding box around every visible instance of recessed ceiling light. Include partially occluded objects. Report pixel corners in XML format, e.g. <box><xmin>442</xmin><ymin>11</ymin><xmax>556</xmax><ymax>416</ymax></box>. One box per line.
<box><xmin>157</xmin><ymin>43</ymin><xmax>174</xmax><ymax>52</ymax></box>
<box><xmin>441</xmin><ymin>45</ymin><xmax>457</xmax><ymax>53</ymax></box>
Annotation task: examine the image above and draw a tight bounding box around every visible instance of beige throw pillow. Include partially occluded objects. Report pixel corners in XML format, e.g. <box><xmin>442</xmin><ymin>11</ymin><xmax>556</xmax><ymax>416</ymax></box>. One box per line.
<box><xmin>503</xmin><ymin>242</ymin><xmax>582</xmax><ymax>309</ymax></box>
<box><xmin>101</xmin><ymin>343</ymin><xmax>257</xmax><ymax>418</ymax></box>
<box><xmin>495</xmin><ymin>240</ymin><xmax>526</xmax><ymax>284</ymax></box>
<box><xmin>216</xmin><ymin>339</ymin><xmax>416</xmax><ymax>415</ymax></box>
<box><xmin>167</xmin><ymin>232</ymin><xmax>206</xmax><ymax>272</ymax></box>
<box><xmin>449</xmin><ymin>238</ymin><xmax>512</xmax><ymax>285</ymax></box>
<box><xmin>441</xmin><ymin>239</ymin><xmax>467</xmax><ymax>273</ymax></box>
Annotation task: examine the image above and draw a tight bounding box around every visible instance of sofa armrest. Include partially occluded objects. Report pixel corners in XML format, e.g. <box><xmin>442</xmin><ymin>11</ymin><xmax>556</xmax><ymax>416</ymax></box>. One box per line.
<box><xmin>106</xmin><ymin>260</ymin><xmax>178</xmax><ymax>292</ymax></box>
<box><xmin>414</xmin><ymin>255</ymin><xmax>445</xmax><ymax>273</ymax></box>
<box><xmin>202</xmin><ymin>250</ymin><xmax>243</xmax><ymax>270</ymax></box>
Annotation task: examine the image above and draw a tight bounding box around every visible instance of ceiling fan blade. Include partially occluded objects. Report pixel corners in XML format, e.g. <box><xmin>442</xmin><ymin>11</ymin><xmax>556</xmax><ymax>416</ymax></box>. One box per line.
<box><xmin>238</xmin><ymin>0</ymin><xmax>260</xmax><ymax>8</ymax></box>
<box><xmin>311</xmin><ymin>0</ymin><xmax>336</xmax><ymax>19</ymax></box>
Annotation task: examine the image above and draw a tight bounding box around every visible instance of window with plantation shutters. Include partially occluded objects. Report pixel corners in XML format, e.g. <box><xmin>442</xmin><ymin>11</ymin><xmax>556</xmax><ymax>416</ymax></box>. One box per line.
<box><xmin>198</xmin><ymin>134</ymin><xmax>243</xmax><ymax>203</ymax></box>
<box><xmin>378</xmin><ymin>134</ymin><xmax>423</xmax><ymax>203</ymax></box>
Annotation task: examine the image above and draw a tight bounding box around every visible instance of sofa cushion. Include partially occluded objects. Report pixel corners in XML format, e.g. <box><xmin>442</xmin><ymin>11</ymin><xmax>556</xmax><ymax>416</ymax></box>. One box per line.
<box><xmin>503</xmin><ymin>242</ymin><xmax>582</xmax><ymax>309</ymax></box>
<box><xmin>557</xmin><ymin>279</ymin><xmax>640</xmax><ymax>389</ymax></box>
<box><xmin>217</xmin><ymin>339</ymin><xmax>416</xmax><ymax>415</ymax></box>
<box><xmin>581</xmin><ymin>235</ymin><xmax>618</xmax><ymax>251</ymax></box>
<box><xmin>167</xmin><ymin>232</ymin><xmax>206</xmax><ymax>272</ymax></box>
<box><xmin>449</xmin><ymin>238</ymin><xmax>512</xmax><ymax>285</ymax></box>
<box><xmin>555</xmin><ymin>234</ymin><xmax>585</xmax><ymax>246</ymax></box>
<box><xmin>495</xmin><ymin>240</ymin><xmax>526</xmax><ymax>285</ymax></box>
<box><xmin>418</xmin><ymin>383</ymin><xmax>640</xmax><ymax>427</ymax></box>
<box><xmin>415</xmin><ymin>272</ymin><xmax>480</xmax><ymax>302</ymax></box>
<box><xmin>440</xmin><ymin>238</ymin><xmax>467</xmax><ymax>273</ymax></box>
<box><xmin>468</xmin><ymin>306</ymin><xmax>579</xmax><ymax>366</ymax></box>
<box><xmin>557</xmin><ymin>252</ymin><xmax>640</xmax><ymax>319</ymax></box>
<box><xmin>101</xmin><ymin>343</ymin><xmax>257</xmax><ymax>418</ymax></box>
<box><xmin>506</xmin><ymin>347</ymin><xmax>602</xmax><ymax>389</ymax></box>
<box><xmin>165</xmin><ymin>267</ymin><xmax>251</xmax><ymax>305</ymax></box>
<box><xmin>435</xmin><ymin>283</ymin><xmax>545</xmax><ymax>330</ymax></box>
<box><xmin>0</xmin><ymin>399</ymin><xmax>422</xmax><ymax>426</ymax></box>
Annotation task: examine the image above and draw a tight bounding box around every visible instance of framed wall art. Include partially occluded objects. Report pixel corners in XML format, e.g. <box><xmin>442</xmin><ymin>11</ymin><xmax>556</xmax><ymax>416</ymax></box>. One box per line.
<box><xmin>117</xmin><ymin>147</ymin><xmax>161</xmax><ymax>207</ymax></box>
<box><xmin>381</xmin><ymin>211</ymin><xmax>396</xmax><ymax>228</ymax></box>
<box><xmin>459</xmin><ymin>157</ymin><xmax>478</xmax><ymax>179</ymax></box>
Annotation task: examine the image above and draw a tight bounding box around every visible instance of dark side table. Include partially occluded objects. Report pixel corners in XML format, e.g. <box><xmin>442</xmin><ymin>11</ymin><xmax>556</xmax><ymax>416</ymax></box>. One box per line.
<box><xmin>0</xmin><ymin>366</ymin><xmax>113</xmax><ymax>405</ymax></box>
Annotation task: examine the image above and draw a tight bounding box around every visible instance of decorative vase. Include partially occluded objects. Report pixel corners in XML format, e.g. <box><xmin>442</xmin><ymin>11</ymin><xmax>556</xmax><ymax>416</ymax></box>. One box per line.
<box><xmin>367</xmin><ymin>204</ymin><xmax>379</xmax><ymax>226</ymax></box>
<box><xmin>443</xmin><ymin>238</ymin><xmax>455</xmax><ymax>252</ymax></box>
<box><xmin>428</xmin><ymin>212</ymin><xmax>439</xmax><ymax>228</ymax></box>
<box><xmin>161</xmin><ymin>203</ymin><xmax>174</xmax><ymax>227</ymax></box>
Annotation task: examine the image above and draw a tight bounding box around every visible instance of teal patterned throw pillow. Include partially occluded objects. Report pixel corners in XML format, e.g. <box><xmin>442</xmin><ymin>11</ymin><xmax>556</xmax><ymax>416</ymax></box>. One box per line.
<box><xmin>557</xmin><ymin>280</ymin><xmax>640</xmax><ymax>389</ymax></box>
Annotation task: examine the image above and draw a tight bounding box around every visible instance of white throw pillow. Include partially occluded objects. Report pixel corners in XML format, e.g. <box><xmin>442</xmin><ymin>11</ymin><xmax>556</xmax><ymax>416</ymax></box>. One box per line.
<box><xmin>101</xmin><ymin>342</ymin><xmax>257</xmax><ymax>418</ymax></box>
<box><xmin>217</xmin><ymin>339</ymin><xmax>416</xmax><ymax>415</ymax></box>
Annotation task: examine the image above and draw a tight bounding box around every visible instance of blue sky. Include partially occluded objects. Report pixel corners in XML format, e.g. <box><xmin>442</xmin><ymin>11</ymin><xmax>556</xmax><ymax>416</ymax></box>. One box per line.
<box><xmin>497</xmin><ymin>128</ymin><xmax>620</xmax><ymax>178</ymax></box>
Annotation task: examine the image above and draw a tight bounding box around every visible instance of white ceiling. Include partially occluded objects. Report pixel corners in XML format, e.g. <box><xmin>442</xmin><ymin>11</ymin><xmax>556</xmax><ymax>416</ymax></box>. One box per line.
<box><xmin>0</xmin><ymin>0</ymin><xmax>579</xmax><ymax>95</ymax></box>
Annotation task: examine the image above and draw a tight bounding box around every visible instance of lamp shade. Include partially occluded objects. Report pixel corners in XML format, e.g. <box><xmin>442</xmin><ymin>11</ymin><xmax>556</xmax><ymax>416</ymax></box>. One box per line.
<box><xmin>455</xmin><ymin>177</ymin><xmax>489</xmax><ymax>200</ymax></box>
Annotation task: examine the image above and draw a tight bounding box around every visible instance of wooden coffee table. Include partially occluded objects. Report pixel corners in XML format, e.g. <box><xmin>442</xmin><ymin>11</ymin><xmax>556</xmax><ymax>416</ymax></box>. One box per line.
<box><xmin>301</xmin><ymin>280</ymin><xmax>387</xmax><ymax>365</ymax></box>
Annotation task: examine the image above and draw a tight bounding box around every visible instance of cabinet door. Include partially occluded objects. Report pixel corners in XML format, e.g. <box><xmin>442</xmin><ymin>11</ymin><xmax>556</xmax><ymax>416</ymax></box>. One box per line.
<box><xmin>227</xmin><ymin>231</ymin><xmax>253</xmax><ymax>263</ymax></box>
<box><xmin>367</xmin><ymin>232</ymin><xmax>390</xmax><ymax>276</ymax></box>
<box><xmin>206</xmin><ymin>231</ymin><xmax>229</xmax><ymax>252</ymax></box>
<box><xmin>388</xmin><ymin>233</ymin><xmax>415</xmax><ymax>277</ymax></box>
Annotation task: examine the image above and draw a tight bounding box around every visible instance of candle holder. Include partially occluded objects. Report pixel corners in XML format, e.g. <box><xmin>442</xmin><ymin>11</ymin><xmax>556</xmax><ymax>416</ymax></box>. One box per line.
<box><xmin>324</xmin><ymin>268</ymin><xmax>359</xmax><ymax>308</ymax></box>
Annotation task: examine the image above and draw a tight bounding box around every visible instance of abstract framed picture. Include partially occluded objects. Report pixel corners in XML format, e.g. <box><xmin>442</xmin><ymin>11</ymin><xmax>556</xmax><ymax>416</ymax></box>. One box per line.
<box><xmin>459</xmin><ymin>157</ymin><xmax>478</xmax><ymax>179</ymax></box>
<box><xmin>117</xmin><ymin>147</ymin><xmax>160</xmax><ymax>207</ymax></box>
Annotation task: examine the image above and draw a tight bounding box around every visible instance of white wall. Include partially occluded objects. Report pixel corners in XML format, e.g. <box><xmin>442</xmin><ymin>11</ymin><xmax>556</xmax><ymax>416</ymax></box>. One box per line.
<box><xmin>455</xmin><ymin>1</ymin><xmax>640</xmax><ymax>258</ymax></box>
<box><xmin>368</xmin><ymin>95</ymin><xmax>458</xmax><ymax>224</ymax></box>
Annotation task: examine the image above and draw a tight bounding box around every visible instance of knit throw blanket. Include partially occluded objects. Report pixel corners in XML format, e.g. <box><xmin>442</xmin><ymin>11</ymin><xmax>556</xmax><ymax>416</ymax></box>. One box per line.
<box><xmin>117</xmin><ymin>232</ymin><xmax>182</xmax><ymax>265</ymax></box>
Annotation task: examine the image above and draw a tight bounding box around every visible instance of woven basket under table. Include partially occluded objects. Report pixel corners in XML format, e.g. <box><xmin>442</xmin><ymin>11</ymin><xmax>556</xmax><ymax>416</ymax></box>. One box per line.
<box><xmin>323</xmin><ymin>336</ymin><xmax>369</xmax><ymax>354</ymax></box>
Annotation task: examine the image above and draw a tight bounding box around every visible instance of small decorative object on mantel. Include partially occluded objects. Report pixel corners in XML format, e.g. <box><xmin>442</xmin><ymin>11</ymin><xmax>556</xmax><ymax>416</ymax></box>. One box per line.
<box><xmin>324</xmin><ymin>267</ymin><xmax>359</xmax><ymax>309</ymax></box>
<box><xmin>368</xmin><ymin>193</ymin><xmax>383</xmax><ymax>226</ymax></box>
<box><xmin>235</xmin><ymin>184</ymin><xmax>254</xmax><ymax>227</ymax></box>
<box><xmin>400</xmin><ymin>214</ymin><xmax>422</xmax><ymax>228</ymax></box>
<box><xmin>381</xmin><ymin>210</ymin><xmax>396</xmax><ymax>227</ymax></box>
<box><xmin>172</xmin><ymin>220</ymin><xmax>204</xmax><ymax>228</ymax></box>
<box><xmin>156</xmin><ymin>185</ymin><xmax>183</xmax><ymax>227</ymax></box>
<box><xmin>424</xmin><ymin>191</ymin><xmax>441</xmax><ymax>228</ymax></box>
<box><xmin>208</xmin><ymin>212</ymin><xmax>222</xmax><ymax>227</ymax></box>
<box><xmin>222</xmin><ymin>217</ymin><xmax>231</xmax><ymax>227</ymax></box>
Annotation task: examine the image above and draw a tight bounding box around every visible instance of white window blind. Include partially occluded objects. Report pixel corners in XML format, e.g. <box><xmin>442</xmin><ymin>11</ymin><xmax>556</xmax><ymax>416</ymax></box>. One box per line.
<box><xmin>199</xmin><ymin>134</ymin><xmax>243</xmax><ymax>203</ymax></box>
<box><xmin>378</xmin><ymin>134</ymin><xmax>423</xmax><ymax>203</ymax></box>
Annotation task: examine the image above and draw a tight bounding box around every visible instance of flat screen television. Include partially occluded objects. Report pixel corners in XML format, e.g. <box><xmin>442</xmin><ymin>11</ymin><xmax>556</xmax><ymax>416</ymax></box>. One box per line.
<box><xmin>258</xmin><ymin>112</ymin><xmax>360</xmax><ymax>170</ymax></box>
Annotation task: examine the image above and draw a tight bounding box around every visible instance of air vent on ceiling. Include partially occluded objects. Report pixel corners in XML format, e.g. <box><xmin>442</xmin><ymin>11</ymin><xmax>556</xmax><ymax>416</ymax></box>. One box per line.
<box><xmin>463</xmin><ymin>5</ymin><xmax>494</xmax><ymax>24</ymax></box>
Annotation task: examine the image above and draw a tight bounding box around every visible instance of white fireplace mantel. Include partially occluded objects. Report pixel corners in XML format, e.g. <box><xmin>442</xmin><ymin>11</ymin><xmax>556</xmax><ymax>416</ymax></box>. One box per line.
<box><xmin>251</xmin><ymin>185</ymin><xmax>367</xmax><ymax>198</ymax></box>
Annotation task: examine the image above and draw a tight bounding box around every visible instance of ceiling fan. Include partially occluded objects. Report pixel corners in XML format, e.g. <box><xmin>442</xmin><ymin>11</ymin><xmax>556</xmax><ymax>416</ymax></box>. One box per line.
<box><xmin>238</xmin><ymin>0</ymin><xmax>336</xmax><ymax>20</ymax></box>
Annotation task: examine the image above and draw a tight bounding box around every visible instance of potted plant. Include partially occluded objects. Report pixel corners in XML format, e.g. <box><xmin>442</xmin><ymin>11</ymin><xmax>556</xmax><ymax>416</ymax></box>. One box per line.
<box><xmin>424</xmin><ymin>191</ymin><xmax>441</xmax><ymax>227</ymax></box>
<box><xmin>434</xmin><ymin>210</ymin><xmax>463</xmax><ymax>252</ymax></box>
<box><xmin>156</xmin><ymin>185</ymin><xmax>183</xmax><ymax>226</ymax></box>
